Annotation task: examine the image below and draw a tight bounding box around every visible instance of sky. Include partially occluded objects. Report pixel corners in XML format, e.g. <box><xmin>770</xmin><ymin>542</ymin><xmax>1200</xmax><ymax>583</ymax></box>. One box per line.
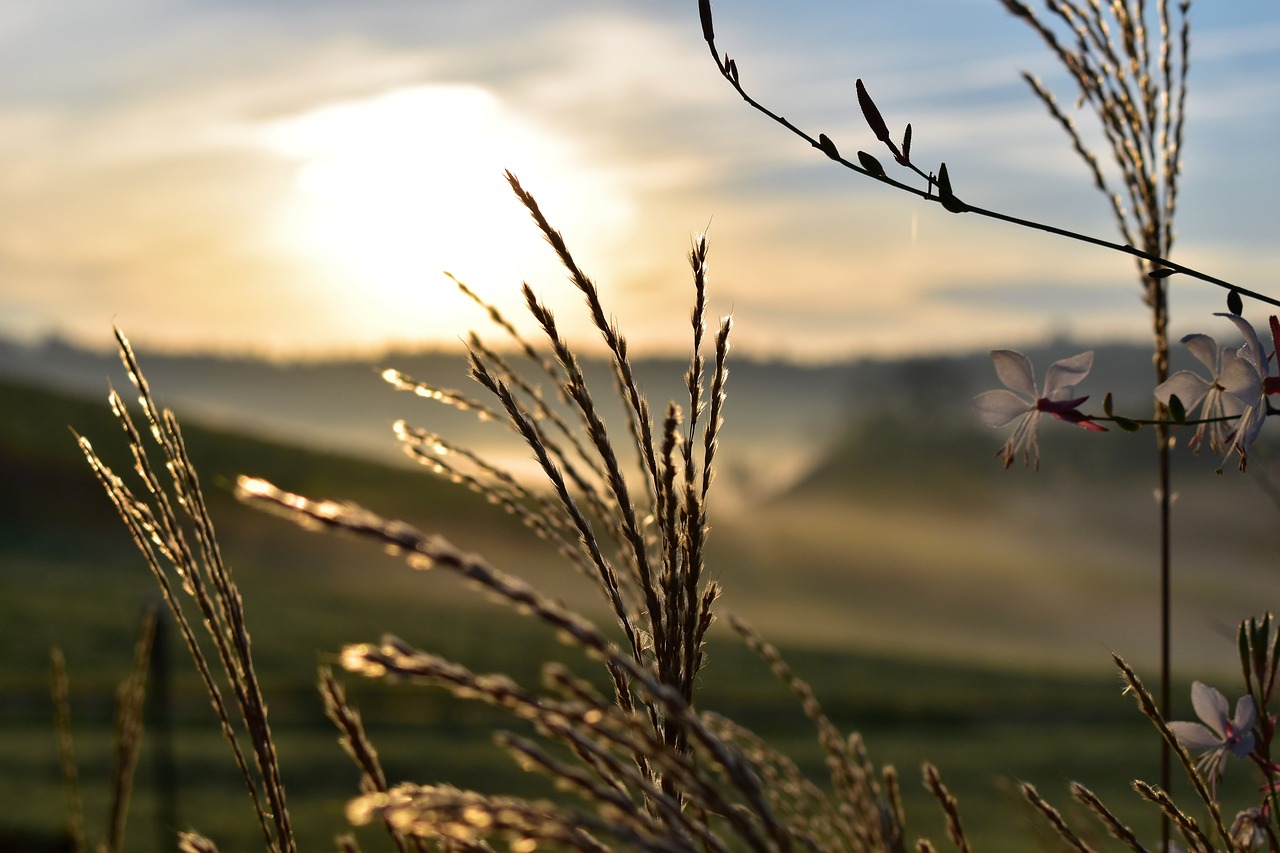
<box><xmin>2</xmin><ymin>0</ymin><xmax>1277</xmax><ymax>363</ymax></box>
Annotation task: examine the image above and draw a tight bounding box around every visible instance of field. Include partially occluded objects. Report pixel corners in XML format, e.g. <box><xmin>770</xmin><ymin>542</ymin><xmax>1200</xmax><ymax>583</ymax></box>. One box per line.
<box><xmin>1</xmin><ymin>370</ymin><xmax>1270</xmax><ymax>851</ymax></box>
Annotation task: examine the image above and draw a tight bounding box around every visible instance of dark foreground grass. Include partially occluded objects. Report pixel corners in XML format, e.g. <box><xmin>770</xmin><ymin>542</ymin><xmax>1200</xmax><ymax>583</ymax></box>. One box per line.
<box><xmin>5</xmin><ymin>600</ymin><xmax>1184</xmax><ymax>852</ymax></box>
<box><xmin>0</xmin><ymin>500</ymin><xmax>1204</xmax><ymax>851</ymax></box>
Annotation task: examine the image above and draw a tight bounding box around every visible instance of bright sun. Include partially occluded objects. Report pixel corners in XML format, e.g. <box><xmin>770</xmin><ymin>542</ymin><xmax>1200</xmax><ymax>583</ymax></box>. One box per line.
<box><xmin>260</xmin><ymin>85</ymin><xmax>631</xmax><ymax>342</ymax></box>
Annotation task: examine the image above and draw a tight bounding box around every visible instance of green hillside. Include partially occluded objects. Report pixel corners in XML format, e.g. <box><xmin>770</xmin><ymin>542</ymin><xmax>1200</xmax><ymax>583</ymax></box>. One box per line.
<box><xmin>0</xmin><ymin>373</ymin><xmax>1257</xmax><ymax>852</ymax></box>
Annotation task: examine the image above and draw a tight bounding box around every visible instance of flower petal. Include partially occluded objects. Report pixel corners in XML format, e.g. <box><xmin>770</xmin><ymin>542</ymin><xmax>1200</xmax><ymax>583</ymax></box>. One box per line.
<box><xmin>990</xmin><ymin>350</ymin><xmax>1036</xmax><ymax>399</ymax></box>
<box><xmin>1219</xmin><ymin>357</ymin><xmax>1263</xmax><ymax>405</ymax></box>
<box><xmin>973</xmin><ymin>390</ymin><xmax>1032</xmax><ymax>427</ymax></box>
<box><xmin>1231</xmin><ymin>694</ymin><xmax>1258</xmax><ymax>734</ymax></box>
<box><xmin>1043</xmin><ymin>351</ymin><xmax>1094</xmax><ymax>400</ymax></box>
<box><xmin>1154</xmin><ymin>371</ymin><xmax>1211</xmax><ymax>410</ymax></box>
<box><xmin>1217</xmin><ymin>313</ymin><xmax>1266</xmax><ymax>372</ymax></box>
<box><xmin>1190</xmin><ymin>681</ymin><xmax>1230</xmax><ymax>737</ymax></box>
<box><xmin>1180</xmin><ymin>333</ymin><xmax>1221</xmax><ymax>373</ymax></box>
<box><xmin>1168</xmin><ymin>720</ymin><xmax>1223</xmax><ymax>751</ymax></box>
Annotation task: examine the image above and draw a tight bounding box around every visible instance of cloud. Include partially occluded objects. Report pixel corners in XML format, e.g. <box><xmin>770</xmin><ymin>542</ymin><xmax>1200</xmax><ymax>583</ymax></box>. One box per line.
<box><xmin>0</xmin><ymin>0</ymin><xmax>1275</xmax><ymax>360</ymax></box>
<box><xmin>931</xmin><ymin>279</ymin><xmax>1142</xmax><ymax>315</ymax></box>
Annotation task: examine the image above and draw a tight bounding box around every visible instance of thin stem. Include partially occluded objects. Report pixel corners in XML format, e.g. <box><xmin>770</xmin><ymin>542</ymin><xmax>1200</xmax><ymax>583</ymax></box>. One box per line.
<box><xmin>1158</xmin><ymin>424</ymin><xmax>1172</xmax><ymax>853</ymax></box>
<box><xmin>697</xmin><ymin>1</ymin><xmax>1275</xmax><ymax>309</ymax></box>
<box><xmin>50</xmin><ymin>648</ymin><xmax>86</xmax><ymax>853</ymax></box>
<box><xmin>1058</xmin><ymin>409</ymin><xmax>1269</xmax><ymax>428</ymax></box>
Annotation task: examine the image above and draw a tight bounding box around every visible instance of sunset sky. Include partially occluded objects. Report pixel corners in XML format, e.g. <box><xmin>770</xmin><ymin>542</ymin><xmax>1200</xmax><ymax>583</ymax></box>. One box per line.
<box><xmin>2</xmin><ymin>1</ymin><xmax>1277</xmax><ymax>362</ymax></box>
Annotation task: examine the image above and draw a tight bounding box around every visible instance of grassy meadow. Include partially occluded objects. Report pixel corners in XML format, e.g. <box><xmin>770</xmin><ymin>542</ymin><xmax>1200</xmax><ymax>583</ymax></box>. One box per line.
<box><xmin>3</xmin><ymin>362</ymin><xmax>1271</xmax><ymax>851</ymax></box>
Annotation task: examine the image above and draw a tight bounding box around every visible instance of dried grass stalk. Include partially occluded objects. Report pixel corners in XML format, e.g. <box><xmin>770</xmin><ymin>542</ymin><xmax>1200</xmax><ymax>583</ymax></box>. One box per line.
<box><xmin>1020</xmin><ymin>782</ymin><xmax>1097</xmax><ymax>853</ymax></box>
<box><xmin>84</xmin><ymin>173</ymin><xmax>971</xmax><ymax>852</ymax></box>
<box><xmin>177</xmin><ymin>831</ymin><xmax>221</xmax><ymax>853</ymax></box>
<box><xmin>922</xmin><ymin>763</ymin><xmax>970</xmax><ymax>853</ymax></box>
<box><xmin>1070</xmin><ymin>782</ymin><xmax>1150</xmax><ymax>852</ymax></box>
<box><xmin>78</xmin><ymin>329</ymin><xmax>294</xmax><ymax>853</ymax></box>
<box><xmin>50</xmin><ymin>648</ymin><xmax>86</xmax><ymax>853</ymax></box>
<box><xmin>105</xmin><ymin>607</ymin><xmax>157</xmax><ymax>853</ymax></box>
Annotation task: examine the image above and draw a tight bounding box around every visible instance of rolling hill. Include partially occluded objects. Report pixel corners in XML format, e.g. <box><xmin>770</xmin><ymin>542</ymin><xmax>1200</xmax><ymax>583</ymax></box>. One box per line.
<box><xmin>2</xmin><ymin>349</ymin><xmax>1273</xmax><ymax>851</ymax></box>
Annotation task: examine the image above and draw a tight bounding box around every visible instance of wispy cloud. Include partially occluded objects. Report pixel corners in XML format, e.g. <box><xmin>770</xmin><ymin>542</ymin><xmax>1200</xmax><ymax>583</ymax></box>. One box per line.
<box><xmin>0</xmin><ymin>1</ymin><xmax>1275</xmax><ymax>360</ymax></box>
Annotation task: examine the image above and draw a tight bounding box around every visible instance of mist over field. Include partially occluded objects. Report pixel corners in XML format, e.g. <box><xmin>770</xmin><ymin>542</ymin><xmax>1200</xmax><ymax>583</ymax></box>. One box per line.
<box><xmin>2</xmin><ymin>329</ymin><xmax>1275</xmax><ymax>850</ymax></box>
<box><xmin>3</xmin><ymin>333</ymin><xmax>1270</xmax><ymax>674</ymax></box>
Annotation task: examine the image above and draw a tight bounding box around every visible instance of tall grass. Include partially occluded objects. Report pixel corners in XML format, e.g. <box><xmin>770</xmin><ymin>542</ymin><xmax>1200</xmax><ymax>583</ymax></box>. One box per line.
<box><xmin>79</xmin><ymin>172</ymin><xmax>993</xmax><ymax>850</ymax></box>
<box><xmin>48</xmin><ymin>608</ymin><xmax>158</xmax><ymax>853</ymax></box>
<box><xmin>78</xmin><ymin>345</ymin><xmax>294</xmax><ymax>853</ymax></box>
<box><xmin>72</xmin><ymin>165</ymin><xmax>1272</xmax><ymax>852</ymax></box>
<box><xmin>67</xmin><ymin>8</ymin><xmax>1268</xmax><ymax>845</ymax></box>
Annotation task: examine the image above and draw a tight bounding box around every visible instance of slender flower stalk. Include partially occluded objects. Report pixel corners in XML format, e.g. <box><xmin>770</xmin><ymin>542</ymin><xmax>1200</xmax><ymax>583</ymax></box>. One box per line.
<box><xmin>982</xmin><ymin>7</ymin><xmax>1190</xmax><ymax>839</ymax></box>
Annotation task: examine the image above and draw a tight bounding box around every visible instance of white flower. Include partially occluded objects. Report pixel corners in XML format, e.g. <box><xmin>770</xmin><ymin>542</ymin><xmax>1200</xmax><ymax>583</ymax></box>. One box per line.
<box><xmin>1168</xmin><ymin>680</ymin><xmax>1256</xmax><ymax>796</ymax></box>
<box><xmin>1155</xmin><ymin>313</ymin><xmax>1267</xmax><ymax>471</ymax></box>
<box><xmin>973</xmin><ymin>350</ymin><xmax>1103</xmax><ymax>469</ymax></box>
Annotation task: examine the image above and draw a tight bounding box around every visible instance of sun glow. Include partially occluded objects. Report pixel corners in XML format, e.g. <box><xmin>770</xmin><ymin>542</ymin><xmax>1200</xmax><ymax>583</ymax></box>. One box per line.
<box><xmin>260</xmin><ymin>85</ymin><xmax>631</xmax><ymax>340</ymax></box>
